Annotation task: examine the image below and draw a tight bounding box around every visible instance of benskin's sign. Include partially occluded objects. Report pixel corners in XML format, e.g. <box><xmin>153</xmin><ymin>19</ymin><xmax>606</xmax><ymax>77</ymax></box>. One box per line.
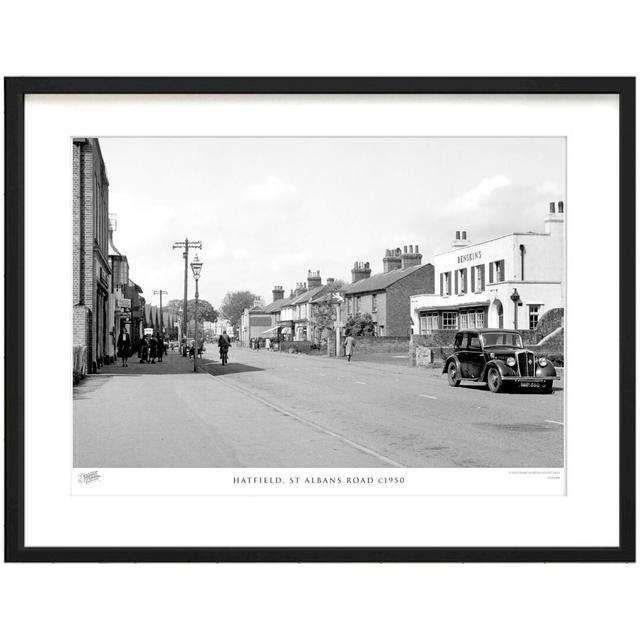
<box><xmin>457</xmin><ymin>250</ymin><xmax>482</xmax><ymax>264</ymax></box>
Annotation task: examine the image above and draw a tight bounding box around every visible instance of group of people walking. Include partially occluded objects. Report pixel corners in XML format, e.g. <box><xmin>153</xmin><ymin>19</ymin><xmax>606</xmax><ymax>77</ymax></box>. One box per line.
<box><xmin>116</xmin><ymin>328</ymin><xmax>167</xmax><ymax>367</ymax></box>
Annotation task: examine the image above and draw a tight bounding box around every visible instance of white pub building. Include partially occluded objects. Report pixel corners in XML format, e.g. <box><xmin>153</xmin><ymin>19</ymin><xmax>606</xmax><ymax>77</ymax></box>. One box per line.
<box><xmin>410</xmin><ymin>201</ymin><xmax>565</xmax><ymax>334</ymax></box>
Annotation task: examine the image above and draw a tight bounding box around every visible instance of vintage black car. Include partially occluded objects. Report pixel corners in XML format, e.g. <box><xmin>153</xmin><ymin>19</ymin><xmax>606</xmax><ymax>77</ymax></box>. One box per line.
<box><xmin>443</xmin><ymin>329</ymin><xmax>559</xmax><ymax>393</ymax></box>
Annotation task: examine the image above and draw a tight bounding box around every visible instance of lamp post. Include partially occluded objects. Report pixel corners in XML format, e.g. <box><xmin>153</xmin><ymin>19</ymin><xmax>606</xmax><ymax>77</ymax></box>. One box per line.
<box><xmin>510</xmin><ymin>288</ymin><xmax>521</xmax><ymax>330</ymax></box>
<box><xmin>190</xmin><ymin>254</ymin><xmax>203</xmax><ymax>372</ymax></box>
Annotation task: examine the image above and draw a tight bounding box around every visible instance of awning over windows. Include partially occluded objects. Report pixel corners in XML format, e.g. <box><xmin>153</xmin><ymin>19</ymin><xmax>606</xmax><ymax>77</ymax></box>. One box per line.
<box><xmin>416</xmin><ymin>300</ymin><xmax>490</xmax><ymax>313</ymax></box>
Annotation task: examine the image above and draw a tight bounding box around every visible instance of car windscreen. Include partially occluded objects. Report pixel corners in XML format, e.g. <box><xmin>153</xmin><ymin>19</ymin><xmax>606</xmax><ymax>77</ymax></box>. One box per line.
<box><xmin>481</xmin><ymin>332</ymin><xmax>523</xmax><ymax>348</ymax></box>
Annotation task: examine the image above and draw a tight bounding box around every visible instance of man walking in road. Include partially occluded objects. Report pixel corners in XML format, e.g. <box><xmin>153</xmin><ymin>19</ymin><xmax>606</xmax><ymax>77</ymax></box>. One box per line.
<box><xmin>218</xmin><ymin>330</ymin><xmax>231</xmax><ymax>365</ymax></box>
<box><xmin>343</xmin><ymin>334</ymin><xmax>355</xmax><ymax>363</ymax></box>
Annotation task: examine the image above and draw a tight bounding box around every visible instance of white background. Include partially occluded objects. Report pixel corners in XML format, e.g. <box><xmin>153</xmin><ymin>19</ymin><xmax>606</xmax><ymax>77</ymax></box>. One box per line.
<box><xmin>1</xmin><ymin>1</ymin><xmax>638</xmax><ymax>639</ymax></box>
<box><xmin>26</xmin><ymin>95</ymin><xmax>613</xmax><ymax>547</ymax></box>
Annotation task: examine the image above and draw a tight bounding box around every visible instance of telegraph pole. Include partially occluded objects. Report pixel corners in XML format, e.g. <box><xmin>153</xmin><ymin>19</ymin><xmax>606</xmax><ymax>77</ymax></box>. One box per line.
<box><xmin>153</xmin><ymin>289</ymin><xmax>168</xmax><ymax>333</ymax></box>
<box><xmin>172</xmin><ymin>238</ymin><xmax>202</xmax><ymax>340</ymax></box>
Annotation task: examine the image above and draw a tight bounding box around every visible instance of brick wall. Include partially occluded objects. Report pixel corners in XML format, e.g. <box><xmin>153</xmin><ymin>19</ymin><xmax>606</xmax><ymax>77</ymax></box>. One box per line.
<box><xmin>345</xmin><ymin>336</ymin><xmax>410</xmax><ymax>354</ymax></box>
<box><xmin>385</xmin><ymin>264</ymin><xmax>434</xmax><ymax>336</ymax></box>
<box><xmin>72</xmin><ymin>138</ymin><xmax>111</xmax><ymax>372</ymax></box>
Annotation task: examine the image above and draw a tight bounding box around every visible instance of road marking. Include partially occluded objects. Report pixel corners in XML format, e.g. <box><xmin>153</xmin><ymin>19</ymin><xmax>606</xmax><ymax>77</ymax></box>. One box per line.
<box><xmin>204</xmin><ymin>371</ymin><xmax>405</xmax><ymax>468</ymax></box>
<box><xmin>319</xmin><ymin>373</ymin><xmax>326</xmax><ymax>377</ymax></box>
<box><xmin>392</xmin><ymin>355</ymin><xmax>408</xmax><ymax>358</ymax></box>
<box><xmin>545</xmin><ymin>419</ymin><xmax>564</xmax><ymax>426</ymax></box>
<box><xmin>355</xmin><ymin>381</ymin><xmax>366</xmax><ymax>385</ymax></box>
<box><xmin>419</xmin><ymin>394</ymin><xmax>438</xmax><ymax>400</ymax></box>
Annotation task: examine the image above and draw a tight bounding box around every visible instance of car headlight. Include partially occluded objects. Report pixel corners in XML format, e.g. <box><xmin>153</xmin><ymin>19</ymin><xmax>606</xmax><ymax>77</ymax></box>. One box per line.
<box><xmin>538</xmin><ymin>357</ymin><xmax>548</xmax><ymax>367</ymax></box>
<box><xmin>506</xmin><ymin>357</ymin><xmax>516</xmax><ymax>367</ymax></box>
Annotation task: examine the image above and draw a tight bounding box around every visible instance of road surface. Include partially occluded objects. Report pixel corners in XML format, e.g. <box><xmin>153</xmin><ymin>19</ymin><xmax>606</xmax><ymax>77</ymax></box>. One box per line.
<box><xmin>74</xmin><ymin>345</ymin><xmax>564</xmax><ymax>468</ymax></box>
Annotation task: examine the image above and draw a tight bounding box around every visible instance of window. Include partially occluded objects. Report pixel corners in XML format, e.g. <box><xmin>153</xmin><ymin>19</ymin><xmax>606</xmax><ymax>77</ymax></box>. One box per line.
<box><xmin>372</xmin><ymin>294</ymin><xmax>377</xmax><ymax>312</ymax></box>
<box><xmin>475</xmin><ymin>311</ymin><xmax>485</xmax><ymax>328</ymax></box>
<box><xmin>529</xmin><ymin>305</ymin><xmax>541</xmax><ymax>330</ymax></box>
<box><xmin>458</xmin><ymin>268</ymin><xmax>468</xmax><ymax>294</ymax></box>
<box><xmin>468</xmin><ymin>335</ymin><xmax>482</xmax><ymax>350</ymax></box>
<box><xmin>472</xmin><ymin>265</ymin><xmax>485</xmax><ymax>292</ymax></box>
<box><xmin>442</xmin><ymin>312</ymin><xmax>458</xmax><ymax>329</ymax></box>
<box><xmin>459</xmin><ymin>313</ymin><xmax>468</xmax><ymax>329</ymax></box>
<box><xmin>440</xmin><ymin>272</ymin><xmax>453</xmax><ymax>296</ymax></box>
<box><xmin>489</xmin><ymin>260</ymin><xmax>505</xmax><ymax>284</ymax></box>
<box><xmin>419</xmin><ymin>313</ymin><xmax>439</xmax><ymax>333</ymax></box>
<box><xmin>355</xmin><ymin>296</ymin><xmax>360</xmax><ymax>313</ymax></box>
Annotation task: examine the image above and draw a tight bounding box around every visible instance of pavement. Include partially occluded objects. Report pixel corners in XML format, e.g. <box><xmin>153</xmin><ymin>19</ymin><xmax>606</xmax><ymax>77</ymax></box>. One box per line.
<box><xmin>74</xmin><ymin>344</ymin><xmax>564</xmax><ymax>468</ymax></box>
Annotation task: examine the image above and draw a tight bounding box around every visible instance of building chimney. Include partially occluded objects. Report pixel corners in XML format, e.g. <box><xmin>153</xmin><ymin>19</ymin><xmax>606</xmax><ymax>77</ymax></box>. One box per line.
<box><xmin>351</xmin><ymin>261</ymin><xmax>372</xmax><ymax>283</ymax></box>
<box><xmin>383</xmin><ymin>247</ymin><xmax>402</xmax><ymax>273</ymax></box>
<box><xmin>545</xmin><ymin>200</ymin><xmax>565</xmax><ymax>234</ymax></box>
<box><xmin>400</xmin><ymin>243</ymin><xmax>423</xmax><ymax>269</ymax></box>
<box><xmin>326</xmin><ymin>278</ymin><xmax>335</xmax><ymax>286</ymax></box>
<box><xmin>307</xmin><ymin>269</ymin><xmax>322</xmax><ymax>289</ymax></box>
<box><xmin>272</xmin><ymin>285</ymin><xmax>284</xmax><ymax>302</ymax></box>
<box><xmin>451</xmin><ymin>231</ymin><xmax>470</xmax><ymax>248</ymax></box>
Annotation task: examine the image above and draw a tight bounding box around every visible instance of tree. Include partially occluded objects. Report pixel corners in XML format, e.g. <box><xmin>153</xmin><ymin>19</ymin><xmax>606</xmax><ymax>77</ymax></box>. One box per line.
<box><xmin>220</xmin><ymin>290</ymin><xmax>260</xmax><ymax>329</ymax></box>
<box><xmin>345</xmin><ymin>313</ymin><xmax>376</xmax><ymax>336</ymax></box>
<box><xmin>166</xmin><ymin>298</ymin><xmax>218</xmax><ymax>325</ymax></box>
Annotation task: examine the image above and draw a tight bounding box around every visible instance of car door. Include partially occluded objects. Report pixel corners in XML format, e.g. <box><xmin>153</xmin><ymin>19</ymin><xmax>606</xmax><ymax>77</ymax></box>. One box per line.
<box><xmin>465</xmin><ymin>333</ymin><xmax>485</xmax><ymax>379</ymax></box>
<box><xmin>455</xmin><ymin>332</ymin><xmax>473</xmax><ymax>378</ymax></box>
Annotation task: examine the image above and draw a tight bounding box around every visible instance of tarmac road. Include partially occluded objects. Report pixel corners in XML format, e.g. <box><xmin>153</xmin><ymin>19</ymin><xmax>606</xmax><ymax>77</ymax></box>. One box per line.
<box><xmin>73</xmin><ymin>345</ymin><xmax>564</xmax><ymax>468</ymax></box>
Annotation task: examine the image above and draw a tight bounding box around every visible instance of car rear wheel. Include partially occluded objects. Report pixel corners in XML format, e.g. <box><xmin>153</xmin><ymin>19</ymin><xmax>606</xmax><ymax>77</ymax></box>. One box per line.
<box><xmin>447</xmin><ymin>362</ymin><xmax>460</xmax><ymax>387</ymax></box>
<box><xmin>487</xmin><ymin>367</ymin><xmax>503</xmax><ymax>393</ymax></box>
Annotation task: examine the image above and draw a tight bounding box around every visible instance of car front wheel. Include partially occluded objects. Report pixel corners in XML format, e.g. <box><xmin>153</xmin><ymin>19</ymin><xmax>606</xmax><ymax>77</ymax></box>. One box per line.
<box><xmin>486</xmin><ymin>367</ymin><xmax>503</xmax><ymax>393</ymax></box>
<box><xmin>447</xmin><ymin>362</ymin><xmax>460</xmax><ymax>387</ymax></box>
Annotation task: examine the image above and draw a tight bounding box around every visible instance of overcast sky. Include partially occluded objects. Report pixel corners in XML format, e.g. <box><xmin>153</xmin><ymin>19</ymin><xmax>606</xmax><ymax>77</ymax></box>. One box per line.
<box><xmin>99</xmin><ymin>137</ymin><xmax>565</xmax><ymax>309</ymax></box>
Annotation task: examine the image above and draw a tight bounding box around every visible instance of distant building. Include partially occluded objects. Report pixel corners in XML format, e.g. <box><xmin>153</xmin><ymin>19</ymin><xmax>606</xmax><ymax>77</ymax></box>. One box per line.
<box><xmin>240</xmin><ymin>297</ymin><xmax>272</xmax><ymax>346</ymax></box>
<box><xmin>276</xmin><ymin>272</ymin><xmax>338</xmax><ymax>341</ymax></box>
<box><xmin>410</xmin><ymin>202</ymin><xmax>565</xmax><ymax>333</ymax></box>
<box><xmin>342</xmin><ymin>245</ymin><xmax>434</xmax><ymax>337</ymax></box>
<box><xmin>72</xmin><ymin>138</ymin><xmax>112</xmax><ymax>372</ymax></box>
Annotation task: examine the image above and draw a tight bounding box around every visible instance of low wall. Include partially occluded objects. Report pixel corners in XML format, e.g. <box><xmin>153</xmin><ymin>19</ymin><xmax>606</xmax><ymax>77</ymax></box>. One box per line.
<box><xmin>346</xmin><ymin>336</ymin><xmax>410</xmax><ymax>354</ymax></box>
<box><xmin>411</xmin><ymin>324</ymin><xmax>565</xmax><ymax>367</ymax></box>
<box><xmin>280</xmin><ymin>340</ymin><xmax>323</xmax><ymax>355</ymax></box>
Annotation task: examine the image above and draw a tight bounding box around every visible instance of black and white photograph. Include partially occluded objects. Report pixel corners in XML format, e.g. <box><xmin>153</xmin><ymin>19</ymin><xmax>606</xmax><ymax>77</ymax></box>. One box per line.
<box><xmin>72</xmin><ymin>136</ymin><xmax>566</xmax><ymax>472</ymax></box>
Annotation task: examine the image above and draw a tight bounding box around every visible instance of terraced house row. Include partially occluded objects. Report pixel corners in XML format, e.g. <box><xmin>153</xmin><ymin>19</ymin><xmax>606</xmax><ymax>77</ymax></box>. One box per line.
<box><xmin>242</xmin><ymin>201</ymin><xmax>565</xmax><ymax>356</ymax></box>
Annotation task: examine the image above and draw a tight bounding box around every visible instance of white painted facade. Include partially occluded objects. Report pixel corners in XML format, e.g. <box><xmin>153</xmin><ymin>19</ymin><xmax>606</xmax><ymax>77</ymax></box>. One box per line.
<box><xmin>410</xmin><ymin>202</ymin><xmax>565</xmax><ymax>333</ymax></box>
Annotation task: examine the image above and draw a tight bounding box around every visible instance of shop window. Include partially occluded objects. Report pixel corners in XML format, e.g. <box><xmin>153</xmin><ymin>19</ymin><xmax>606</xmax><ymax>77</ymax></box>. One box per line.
<box><xmin>475</xmin><ymin>311</ymin><xmax>485</xmax><ymax>327</ymax></box>
<box><xmin>442</xmin><ymin>312</ymin><xmax>458</xmax><ymax>329</ymax></box>
<box><xmin>460</xmin><ymin>313</ymin><xmax>468</xmax><ymax>329</ymax></box>
<box><xmin>529</xmin><ymin>305</ymin><xmax>540</xmax><ymax>330</ymax></box>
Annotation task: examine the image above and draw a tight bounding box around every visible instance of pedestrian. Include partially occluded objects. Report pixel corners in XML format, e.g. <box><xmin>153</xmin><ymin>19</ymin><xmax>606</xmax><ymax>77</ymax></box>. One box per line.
<box><xmin>265</xmin><ymin>337</ymin><xmax>271</xmax><ymax>351</ymax></box>
<box><xmin>218</xmin><ymin>330</ymin><xmax>231</xmax><ymax>365</ymax></box>
<box><xmin>149</xmin><ymin>334</ymin><xmax>158</xmax><ymax>364</ymax></box>
<box><xmin>116</xmin><ymin>327</ymin><xmax>131</xmax><ymax>367</ymax></box>
<box><xmin>343</xmin><ymin>334</ymin><xmax>356</xmax><ymax>363</ymax></box>
<box><xmin>139</xmin><ymin>335</ymin><xmax>150</xmax><ymax>364</ymax></box>
<box><xmin>156</xmin><ymin>332</ymin><xmax>164</xmax><ymax>363</ymax></box>
<box><xmin>255</xmin><ymin>337</ymin><xmax>261</xmax><ymax>351</ymax></box>
<box><xmin>189</xmin><ymin>341</ymin><xmax>195</xmax><ymax>360</ymax></box>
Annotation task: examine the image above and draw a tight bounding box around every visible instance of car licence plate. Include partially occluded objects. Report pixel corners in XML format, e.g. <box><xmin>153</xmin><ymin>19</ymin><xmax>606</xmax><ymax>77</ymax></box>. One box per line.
<box><xmin>520</xmin><ymin>382</ymin><xmax>541</xmax><ymax>388</ymax></box>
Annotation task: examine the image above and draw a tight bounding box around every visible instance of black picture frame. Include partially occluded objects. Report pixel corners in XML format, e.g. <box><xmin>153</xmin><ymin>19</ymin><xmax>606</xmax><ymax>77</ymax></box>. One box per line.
<box><xmin>4</xmin><ymin>77</ymin><xmax>635</xmax><ymax>563</ymax></box>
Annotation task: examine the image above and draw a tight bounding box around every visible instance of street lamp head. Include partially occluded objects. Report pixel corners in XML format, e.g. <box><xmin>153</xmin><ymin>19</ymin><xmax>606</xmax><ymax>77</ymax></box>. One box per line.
<box><xmin>190</xmin><ymin>254</ymin><xmax>203</xmax><ymax>280</ymax></box>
